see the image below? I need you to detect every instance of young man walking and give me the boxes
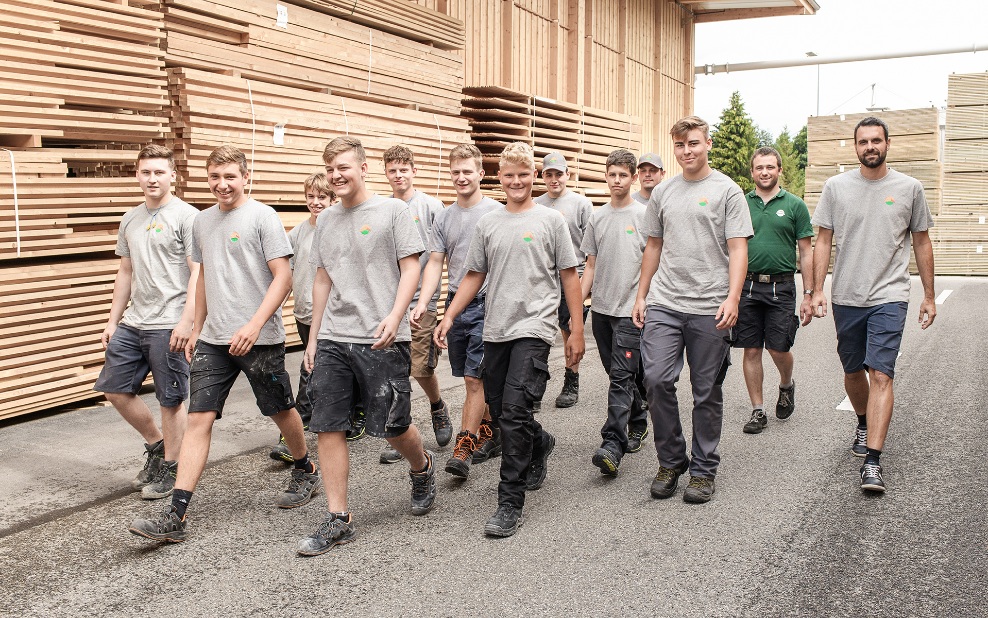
[736,147,815,434]
[413,144,502,479]
[633,116,752,504]
[632,153,665,205]
[811,116,936,493]
[533,152,593,409]
[129,145,317,543]
[96,145,198,500]
[297,137,435,556]
[436,142,585,537]
[579,149,651,476]
[379,144,452,465]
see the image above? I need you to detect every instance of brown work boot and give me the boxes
[472,419,502,464]
[445,431,476,478]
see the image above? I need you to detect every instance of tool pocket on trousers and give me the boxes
[385,377,412,430]
[615,331,641,370]
[787,313,800,348]
[524,357,551,402]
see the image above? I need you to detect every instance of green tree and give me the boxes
[793,125,808,171]
[775,127,804,198]
[756,126,774,147]
[710,91,758,192]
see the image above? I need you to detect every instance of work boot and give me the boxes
[132,439,164,491]
[445,431,476,478]
[554,368,580,408]
[141,461,177,500]
[431,401,453,447]
[409,451,437,515]
[472,419,502,464]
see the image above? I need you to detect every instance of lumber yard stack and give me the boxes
[0,0,469,420]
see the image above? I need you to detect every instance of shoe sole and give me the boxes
[484,516,524,538]
[472,445,502,464]
[851,447,867,457]
[275,478,322,509]
[591,451,618,477]
[525,435,555,491]
[445,458,470,478]
[297,530,357,556]
[410,495,436,516]
[141,487,174,500]
[743,424,765,434]
[776,408,794,420]
[683,491,713,504]
[554,398,577,409]
[128,526,186,543]
[861,481,886,493]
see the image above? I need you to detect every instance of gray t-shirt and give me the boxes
[430,196,503,296]
[117,197,198,330]
[580,201,647,318]
[632,191,650,205]
[191,199,293,345]
[534,190,593,273]
[403,191,445,312]
[311,194,425,344]
[642,170,753,314]
[464,206,579,344]
[288,220,317,325]
[812,168,934,306]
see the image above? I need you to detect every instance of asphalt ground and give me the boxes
[0,276,985,617]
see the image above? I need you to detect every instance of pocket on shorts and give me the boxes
[786,313,800,348]
[385,377,413,431]
[164,351,190,402]
[523,357,551,402]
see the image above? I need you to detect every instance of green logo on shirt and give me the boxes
[522,231,534,242]
[230,232,240,243]
[885,196,895,206]
[698,197,709,207]
[625,225,635,235]
[413,216,421,223]
[359,225,371,236]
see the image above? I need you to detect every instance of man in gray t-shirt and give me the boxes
[633,116,753,505]
[633,152,665,205]
[533,152,594,409]
[436,142,584,538]
[95,145,198,501]
[811,116,937,495]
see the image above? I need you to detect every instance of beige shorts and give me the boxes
[410,310,441,378]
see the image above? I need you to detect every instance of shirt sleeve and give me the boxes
[260,210,293,262]
[430,209,450,254]
[190,215,204,264]
[180,210,197,258]
[310,216,326,269]
[724,185,754,240]
[393,203,426,260]
[554,215,580,271]
[462,223,489,274]
[811,180,835,230]
[642,188,664,238]
[580,214,598,256]
[115,214,131,258]
[908,181,934,232]
[287,225,300,270]
[579,196,593,233]
[793,197,814,239]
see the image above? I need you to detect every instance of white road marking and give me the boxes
[936,290,953,305]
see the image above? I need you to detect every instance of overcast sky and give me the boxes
[693,0,988,138]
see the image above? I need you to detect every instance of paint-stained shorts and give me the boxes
[308,340,413,438]
[833,302,908,379]
[188,341,295,419]
[94,324,190,407]
[410,310,441,378]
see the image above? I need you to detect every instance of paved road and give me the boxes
[1,276,985,617]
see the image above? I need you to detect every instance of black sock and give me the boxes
[864,448,882,466]
[430,399,445,412]
[172,489,193,519]
[332,511,350,523]
[294,454,315,474]
[856,415,867,429]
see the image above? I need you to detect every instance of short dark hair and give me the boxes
[750,146,782,169]
[854,116,889,141]
[605,149,637,173]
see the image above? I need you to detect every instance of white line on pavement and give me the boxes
[936,289,953,305]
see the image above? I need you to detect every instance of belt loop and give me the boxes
[772,282,778,300]
[747,280,753,298]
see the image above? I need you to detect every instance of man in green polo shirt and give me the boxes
[735,146,815,434]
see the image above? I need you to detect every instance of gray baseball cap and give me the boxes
[541,152,568,173]
[638,153,664,170]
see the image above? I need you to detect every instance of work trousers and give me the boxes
[590,312,649,458]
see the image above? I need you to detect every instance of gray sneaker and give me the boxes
[132,439,164,491]
[409,451,437,516]
[380,446,404,464]
[297,513,357,556]
[683,476,715,504]
[275,468,321,509]
[141,461,177,500]
[129,504,186,543]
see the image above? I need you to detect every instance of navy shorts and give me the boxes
[94,324,189,407]
[558,287,590,333]
[188,341,295,419]
[445,294,485,379]
[833,302,908,379]
[308,340,412,438]
[734,278,800,352]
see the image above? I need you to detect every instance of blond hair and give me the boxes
[448,144,482,170]
[205,145,247,175]
[670,116,710,141]
[137,144,176,170]
[303,172,334,199]
[323,136,366,164]
[499,142,535,169]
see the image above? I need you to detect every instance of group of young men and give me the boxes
[97,112,936,554]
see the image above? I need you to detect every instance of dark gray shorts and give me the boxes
[833,302,908,379]
[94,324,189,407]
[188,341,295,419]
[446,294,485,379]
[734,278,800,352]
[308,340,412,438]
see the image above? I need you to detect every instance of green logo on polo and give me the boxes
[698,197,709,207]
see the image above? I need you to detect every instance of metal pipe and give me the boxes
[697,43,988,75]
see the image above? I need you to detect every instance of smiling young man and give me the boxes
[811,117,936,493]
[633,116,752,504]
[297,137,435,556]
[735,147,815,435]
[129,145,317,543]
[436,142,584,537]
[413,144,502,479]
[95,145,198,500]
[579,149,651,477]
[378,145,452,465]
[632,152,665,205]
[532,152,593,409]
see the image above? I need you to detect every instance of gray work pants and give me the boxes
[640,305,731,478]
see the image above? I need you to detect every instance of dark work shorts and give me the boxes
[188,341,295,419]
[446,294,485,379]
[558,287,590,333]
[308,340,413,438]
[734,278,800,352]
[833,302,908,379]
[94,324,190,407]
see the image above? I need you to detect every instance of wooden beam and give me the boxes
[693,7,811,23]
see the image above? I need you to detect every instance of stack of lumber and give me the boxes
[461,86,643,205]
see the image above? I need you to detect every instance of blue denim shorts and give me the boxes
[445,294,485,379]
[833,302,908,378]
[94,324,190,407]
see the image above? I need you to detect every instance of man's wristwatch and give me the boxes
[803,290,813,295]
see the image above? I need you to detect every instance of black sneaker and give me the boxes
[132,439,165,491]
[484,503,524,537]
[431,402,453,447]
[626,426,649,453]
[129,504,186,543]
[650,460,689,499]
[743,409,768,434]
[472,420,501,464]
[346,410,366,442]
[554,368,579,408]
[269,435,294,463]
[592,447,619,477]
[141,461,177,500]
[380,446,404,464]
[409,451,437,516]
[851,426,868,457]
[683,476,715,504]
[776,381,796,419]
[525,431,555,491]
[297,512,357,556]
[860,463,886,493]
[275,468,321,509]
